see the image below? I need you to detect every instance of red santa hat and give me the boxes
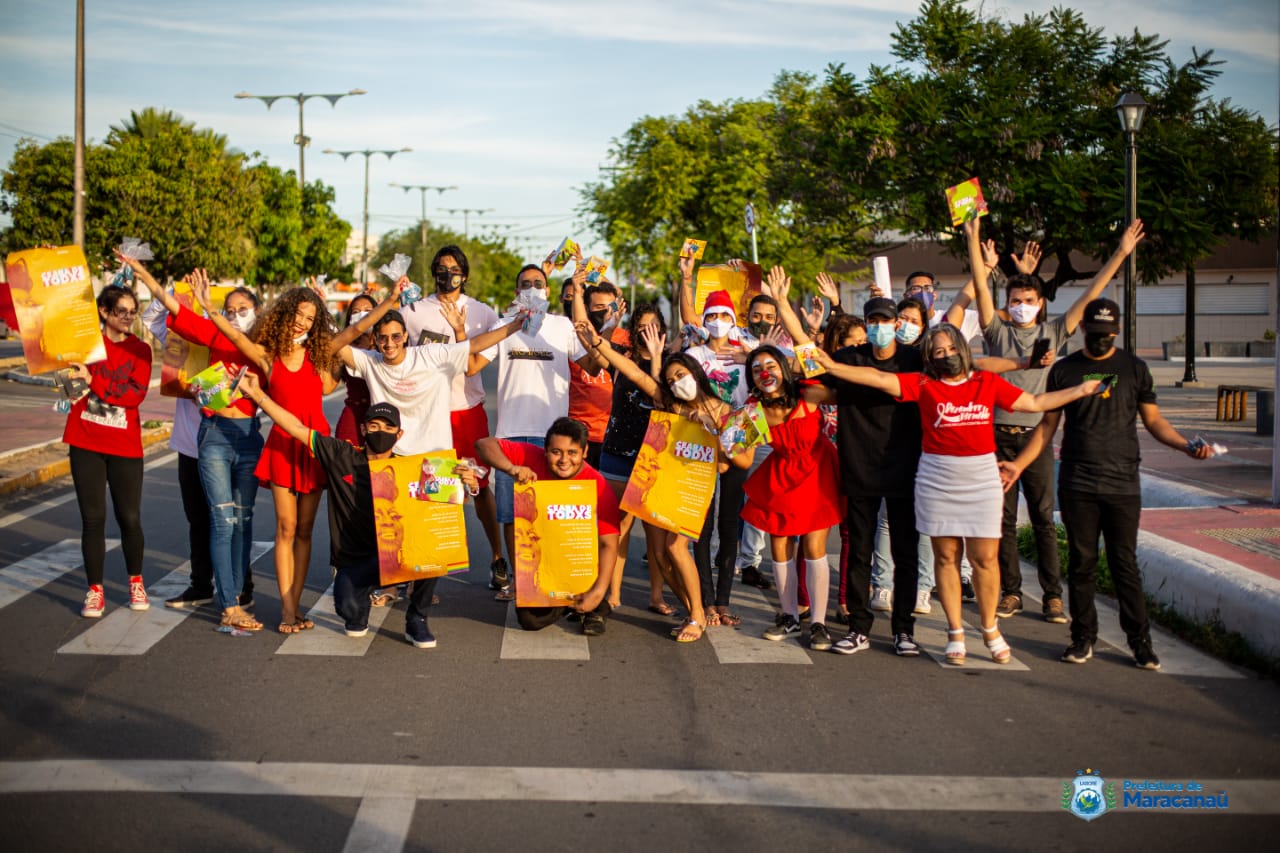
[701,289,736,320]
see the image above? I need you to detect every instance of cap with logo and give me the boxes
[364,402,401,429]
[1082,298,1121,335]
[864,297,898,321]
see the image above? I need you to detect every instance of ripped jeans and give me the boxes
[197,416,264,610]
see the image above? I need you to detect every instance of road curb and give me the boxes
[0,426,172,498]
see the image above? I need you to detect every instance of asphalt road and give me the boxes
[1,388,1277,852]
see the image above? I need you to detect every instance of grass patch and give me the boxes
[1018,523,1278,680]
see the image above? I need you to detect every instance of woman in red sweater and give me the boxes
[64,285,153,618]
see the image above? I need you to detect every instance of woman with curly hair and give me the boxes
[191,275,401,633]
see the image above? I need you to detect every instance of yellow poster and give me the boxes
[513,479,599,607]
[619,411,718,538]
[693,262,763,327]
[3,245,105,374]
[160,280,235,397]
[369,450,470,586]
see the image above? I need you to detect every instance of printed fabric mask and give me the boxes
[434,270,464,292]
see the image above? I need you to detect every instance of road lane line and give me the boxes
[0,539,119,611]
[704,583,812,665]
[2,761,1277,814]
[58,542,273,656]
[498,602,589,660]
[276,582,392,656]
[342,796,416,853]
[0,453,176,531]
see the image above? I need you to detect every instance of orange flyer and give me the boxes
[369,450,470,586]
[694,262,763,327]
[513,479,599,607]
[619,411,718,538]
[160,280,235,397]
[944,177,989,226]
[3,245,105,374]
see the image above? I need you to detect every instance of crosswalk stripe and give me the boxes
[498,602,590,660]
[912,611,1031,671]
[342,796,416,853]
[58,542,273,656]
[0,538,119,611]
[276,582,393,656]
[704,583,812,664]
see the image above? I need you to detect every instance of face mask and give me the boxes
[228,310,256,333]
[588,309,616,333]
[363,430,398,454]
[1009,303,1040,325]
[347,310,369,328]
[1084,333,1116,357]
[434,270,464,292]
[931,354,964,377]
[896,322,922,344]
[293,333,308,346]
[916,291,936,312]
[748,321,771,339]
[704,317,734,339]
[866,323,896,348]
[670,374,698,401]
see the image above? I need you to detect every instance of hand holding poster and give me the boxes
[795,342,827,378]
[680,238,707,260]
[545,237,580,270]
[583,255,610,284]
[619,411,718,538]
[189,362,248,411]
[693,262,763,327]
[718,401,771,458]
[3,245,105,375]
[415,456,469,505]
[160,279,236,397]
[369,451,470,586]
[513,479,599,607]
[945,177,989,226]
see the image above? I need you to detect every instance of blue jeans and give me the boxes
[198,416,264,610]
[734,445,772,571]
[495,435,544,523]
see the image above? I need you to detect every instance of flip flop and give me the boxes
[647,602,676,616]
[715,608,742,627]
[675,619,704,643]
[277,621,300,635]
[294,617,315,631]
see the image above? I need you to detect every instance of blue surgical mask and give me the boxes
[867,323,896,348]
[896,321,922,344]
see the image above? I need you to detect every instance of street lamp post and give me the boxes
[235,89,366,188]
[324,148,412,283]
[390,183,458,273]
[442,208,494,240]
[1116,91,1147,353]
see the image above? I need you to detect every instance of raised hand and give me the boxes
[678,255,696,284]
[1119,218,1146,256]
[981,238,999,271]
[188,268,213,310]
[816,272,841,306]
[762,322,790,349]
[639,323,665,362]
[438,297,467,336]
[801,295,824,334]
[1012,240,1042,275]
[573,319,603,348]
[765,265,791,302]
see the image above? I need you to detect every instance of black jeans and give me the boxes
[845,492,918,636]
[995,428,1061,600]
[696,465,748,608]
[70,446,144,586]
[1057,488,1149,647]
[333,559,438,631]
[518,600,612,631]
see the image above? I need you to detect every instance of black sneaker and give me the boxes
[960,577,976,602]
[741,566,773,591]
[1133,639,1162,671]
[489,557,510,590]
[1061,640,1094,664]
[832,632,870,655]
[808,623,832,651]
[893,633,920,657]
[164,587,213,609]
[582,612,607,636]
[405,617,437,649]
[763,614,801,641]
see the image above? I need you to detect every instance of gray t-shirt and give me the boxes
[983,313,1070,426]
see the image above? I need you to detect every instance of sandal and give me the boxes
[371,589,399,607]
[704,609,721,627]
[981,624,1012,664]
[294,617,315,631]
[647,602,676,616]
[494,587,515,602]
[945,628,966,666]
[220,612,262,632]
[277,619,300,634]
[675,619,704,643]
[715,607,742,627]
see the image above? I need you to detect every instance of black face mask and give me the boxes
[434,270,464,292]
[588,310,609,332]
[931,354,964,377]
[748,320,772,339]
[1084,333,1116,357]
[363,430,398,454]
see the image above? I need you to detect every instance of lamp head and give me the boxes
[1115,91,1148,134]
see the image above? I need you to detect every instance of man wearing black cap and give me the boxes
[1000,298,1212,671]
[239,373,478,649]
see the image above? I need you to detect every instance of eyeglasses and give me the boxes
[375,333,405,345]
[905,284,936,294]
[110,308,138,319]
[517,279,548,291]
[225,306,254,318]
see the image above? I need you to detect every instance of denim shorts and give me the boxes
[597,450,637,483]
[495,435,544,523]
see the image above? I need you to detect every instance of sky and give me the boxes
[1,0,1277,265]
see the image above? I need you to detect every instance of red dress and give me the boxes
[255,353,329,493]
[741,402,844,536]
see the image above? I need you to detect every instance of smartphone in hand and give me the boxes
[1028,338,1051,367]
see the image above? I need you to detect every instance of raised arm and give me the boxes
[330,282,402,352]
[764,266,812,346]
[468,314,527,354]
[118,252,182,316]
[965,218,997,328]
[811,348,902,397]
[238,371,310,446]
[677,255,698,326]
[1063,219,1145,334]
[575,320,663,402]
[187,268,270,374]
[1009,378,1102,413]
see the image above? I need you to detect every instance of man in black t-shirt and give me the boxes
[1000,299,1211,671]
[239,374,478,649]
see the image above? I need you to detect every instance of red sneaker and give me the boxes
[128,576,150,611]
[82,586,105,618]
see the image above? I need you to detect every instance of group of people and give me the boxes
[63,215,1212,669]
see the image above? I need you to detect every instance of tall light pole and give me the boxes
[1116,91,1148,353]
[442,208,493,239]
[325,147,412,283]
[73,0,85,247]
[390,183,457,273]
[235,88,366,188]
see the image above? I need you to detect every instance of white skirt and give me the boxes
[914,452,1003,539]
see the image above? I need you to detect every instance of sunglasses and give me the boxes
[375,333,405,345]
[110,308,138,319]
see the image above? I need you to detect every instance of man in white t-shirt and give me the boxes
[401,245,506,587]
[472,263,601,597]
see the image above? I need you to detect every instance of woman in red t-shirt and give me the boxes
[334,293,377,447]
[815,324,1100,666]
[63,286,153,619]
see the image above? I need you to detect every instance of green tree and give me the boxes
[300,180,353,281]
[370,221,523,309]
[246,163,303,287]
[1,138,115,267]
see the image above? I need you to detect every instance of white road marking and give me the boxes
[276,582,393,656]
[913,611,1031,671]
[0,453,176,531]
[58,542,273,656]
[1,760,1277,814]
[498,602,589,660]
[0,539,119,611]
[342,796,416,853]
[704,583,812,665]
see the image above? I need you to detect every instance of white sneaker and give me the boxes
[913,589,932,614]
[869,587,893,612]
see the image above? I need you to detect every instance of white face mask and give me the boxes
[348,310,369,328]
[228,310,256,333]
[704,317,734,339]
[1009,302,1040,325]
[293,333,309,346]
[896,321,922,344]
[670,374,698,401]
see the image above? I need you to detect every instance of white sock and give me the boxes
[772,559,797,617]
[805,557,829,626]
